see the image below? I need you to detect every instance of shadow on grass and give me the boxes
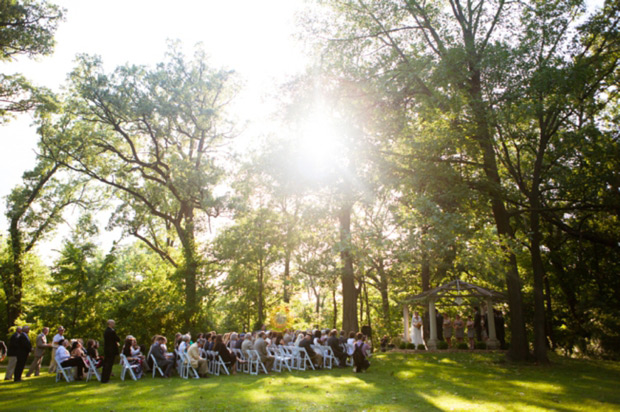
[1,352,619,411]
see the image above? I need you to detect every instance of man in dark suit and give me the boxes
[14,325,32,382]
[327,329,347,367]
[299,334,322,368]
[101,319,120,383]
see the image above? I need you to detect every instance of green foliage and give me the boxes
[417,344,426,351]
[437,340,449,350]
[457,343,469,350]
[406,342,416,350]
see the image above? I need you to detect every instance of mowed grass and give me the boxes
[1,351,620,411]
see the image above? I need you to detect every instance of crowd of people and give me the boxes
[410,306,506,349]
[1,320,373,383]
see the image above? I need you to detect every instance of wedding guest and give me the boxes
[101,320,120,383]
[299,334,322,368]
[4,327,21,381]
[48,326,65,374]
[26,327,52,377]
[253,332,274,372]
[14,325,32,382]
[328,329,347,366]
[241,333,253,358]
[443,315,453,348]
[188,338,209,377]
[352,333,370,373]
[86,340,103,368]
[454,315,465,344]
[55,339,86,380]
[214,334,241,374]
[151,336,174,377]
[467,316,475,349]
[122,337,143,379]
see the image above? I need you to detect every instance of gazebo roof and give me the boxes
[402,279,505,305]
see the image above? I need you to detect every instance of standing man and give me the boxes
[48,326,65,374]
[14,325,32,382]
[101,319,120,383]
[26,327,52,377]
[4,327,21,380]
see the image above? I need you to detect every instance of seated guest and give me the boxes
[71,340,86,358]
[346,332,356,356]
[235,334,244,350]
[188,338,209,377]
[380,335,390,352]
[174,333,183,351]
[299,333,322,368]
[241,333,253,358]
[214,334,242,374]
[122,337,143,379]
[282,330,292,345]
[151,336,174,377]
[274,332,284,346]
[55,339,86,380]
[327,329,347,367]
[86,340,103,368]
[228,333,238,350]
[294,332,304,347]
[253,332,274,372]
[313,330,322,346]
[178,334,191,353]
[339,331,347,345]
[352,333,370,373]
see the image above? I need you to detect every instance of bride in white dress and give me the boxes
[411,311,424,346]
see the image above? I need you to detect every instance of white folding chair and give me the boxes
[85,355,101,382]
[322,345,335,369]
[150,354,165,378]
[56,364,75,383]
[298,347,316,371]
[120,354,140,381]
[247,350,269,375]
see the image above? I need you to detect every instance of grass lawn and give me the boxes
[1,351,619,411]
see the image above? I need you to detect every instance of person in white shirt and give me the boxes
[55,339,86,380]
[48,326,65,374]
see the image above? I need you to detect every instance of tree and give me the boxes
[41,44,238,327]
[0,0,64,120]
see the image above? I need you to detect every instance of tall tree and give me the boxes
[40,45,238,326]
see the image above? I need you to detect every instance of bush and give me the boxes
[437,340,449,350]
[417,344,426,350]
[391,336,402,348]
[474,341,487,350]
[406,342,416,350]
[399,342,407,350]
[457,342,469,350]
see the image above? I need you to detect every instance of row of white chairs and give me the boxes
[57,343,355,383]
[56,354,101,383]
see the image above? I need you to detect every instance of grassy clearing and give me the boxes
[1,352,619,411]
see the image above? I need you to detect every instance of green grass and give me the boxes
[1,352,620,411]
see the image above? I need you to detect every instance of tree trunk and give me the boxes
[283,248,291,303]
[378,261,391,334]
[467,65,529,362]
[332,287,338,330]
[339,200,358,333]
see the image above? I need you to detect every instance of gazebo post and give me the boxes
[428,298,438,350]
[403,305,410,343]
[486,299,499,349]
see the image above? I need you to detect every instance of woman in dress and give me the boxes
[443,316,453,348]
[214,334,241,374]
[454,314,465,344]
[411,311,424,347]
[122,337,143,379]
[86,339,103,368]
[466,316,475,349]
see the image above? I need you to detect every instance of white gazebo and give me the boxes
[402,279,505,350]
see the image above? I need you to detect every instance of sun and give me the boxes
[296,107,343,181]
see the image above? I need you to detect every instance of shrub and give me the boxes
[406,343,416,350]
[399,342,407,350]
[437,340,449,350]
[417,344,426,350]
[457,342,469,350]
[391,336,402,347]
[474,341,487,350]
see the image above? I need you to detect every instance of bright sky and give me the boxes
[0,0,310,236]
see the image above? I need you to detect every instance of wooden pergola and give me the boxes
[402,279,505,350]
